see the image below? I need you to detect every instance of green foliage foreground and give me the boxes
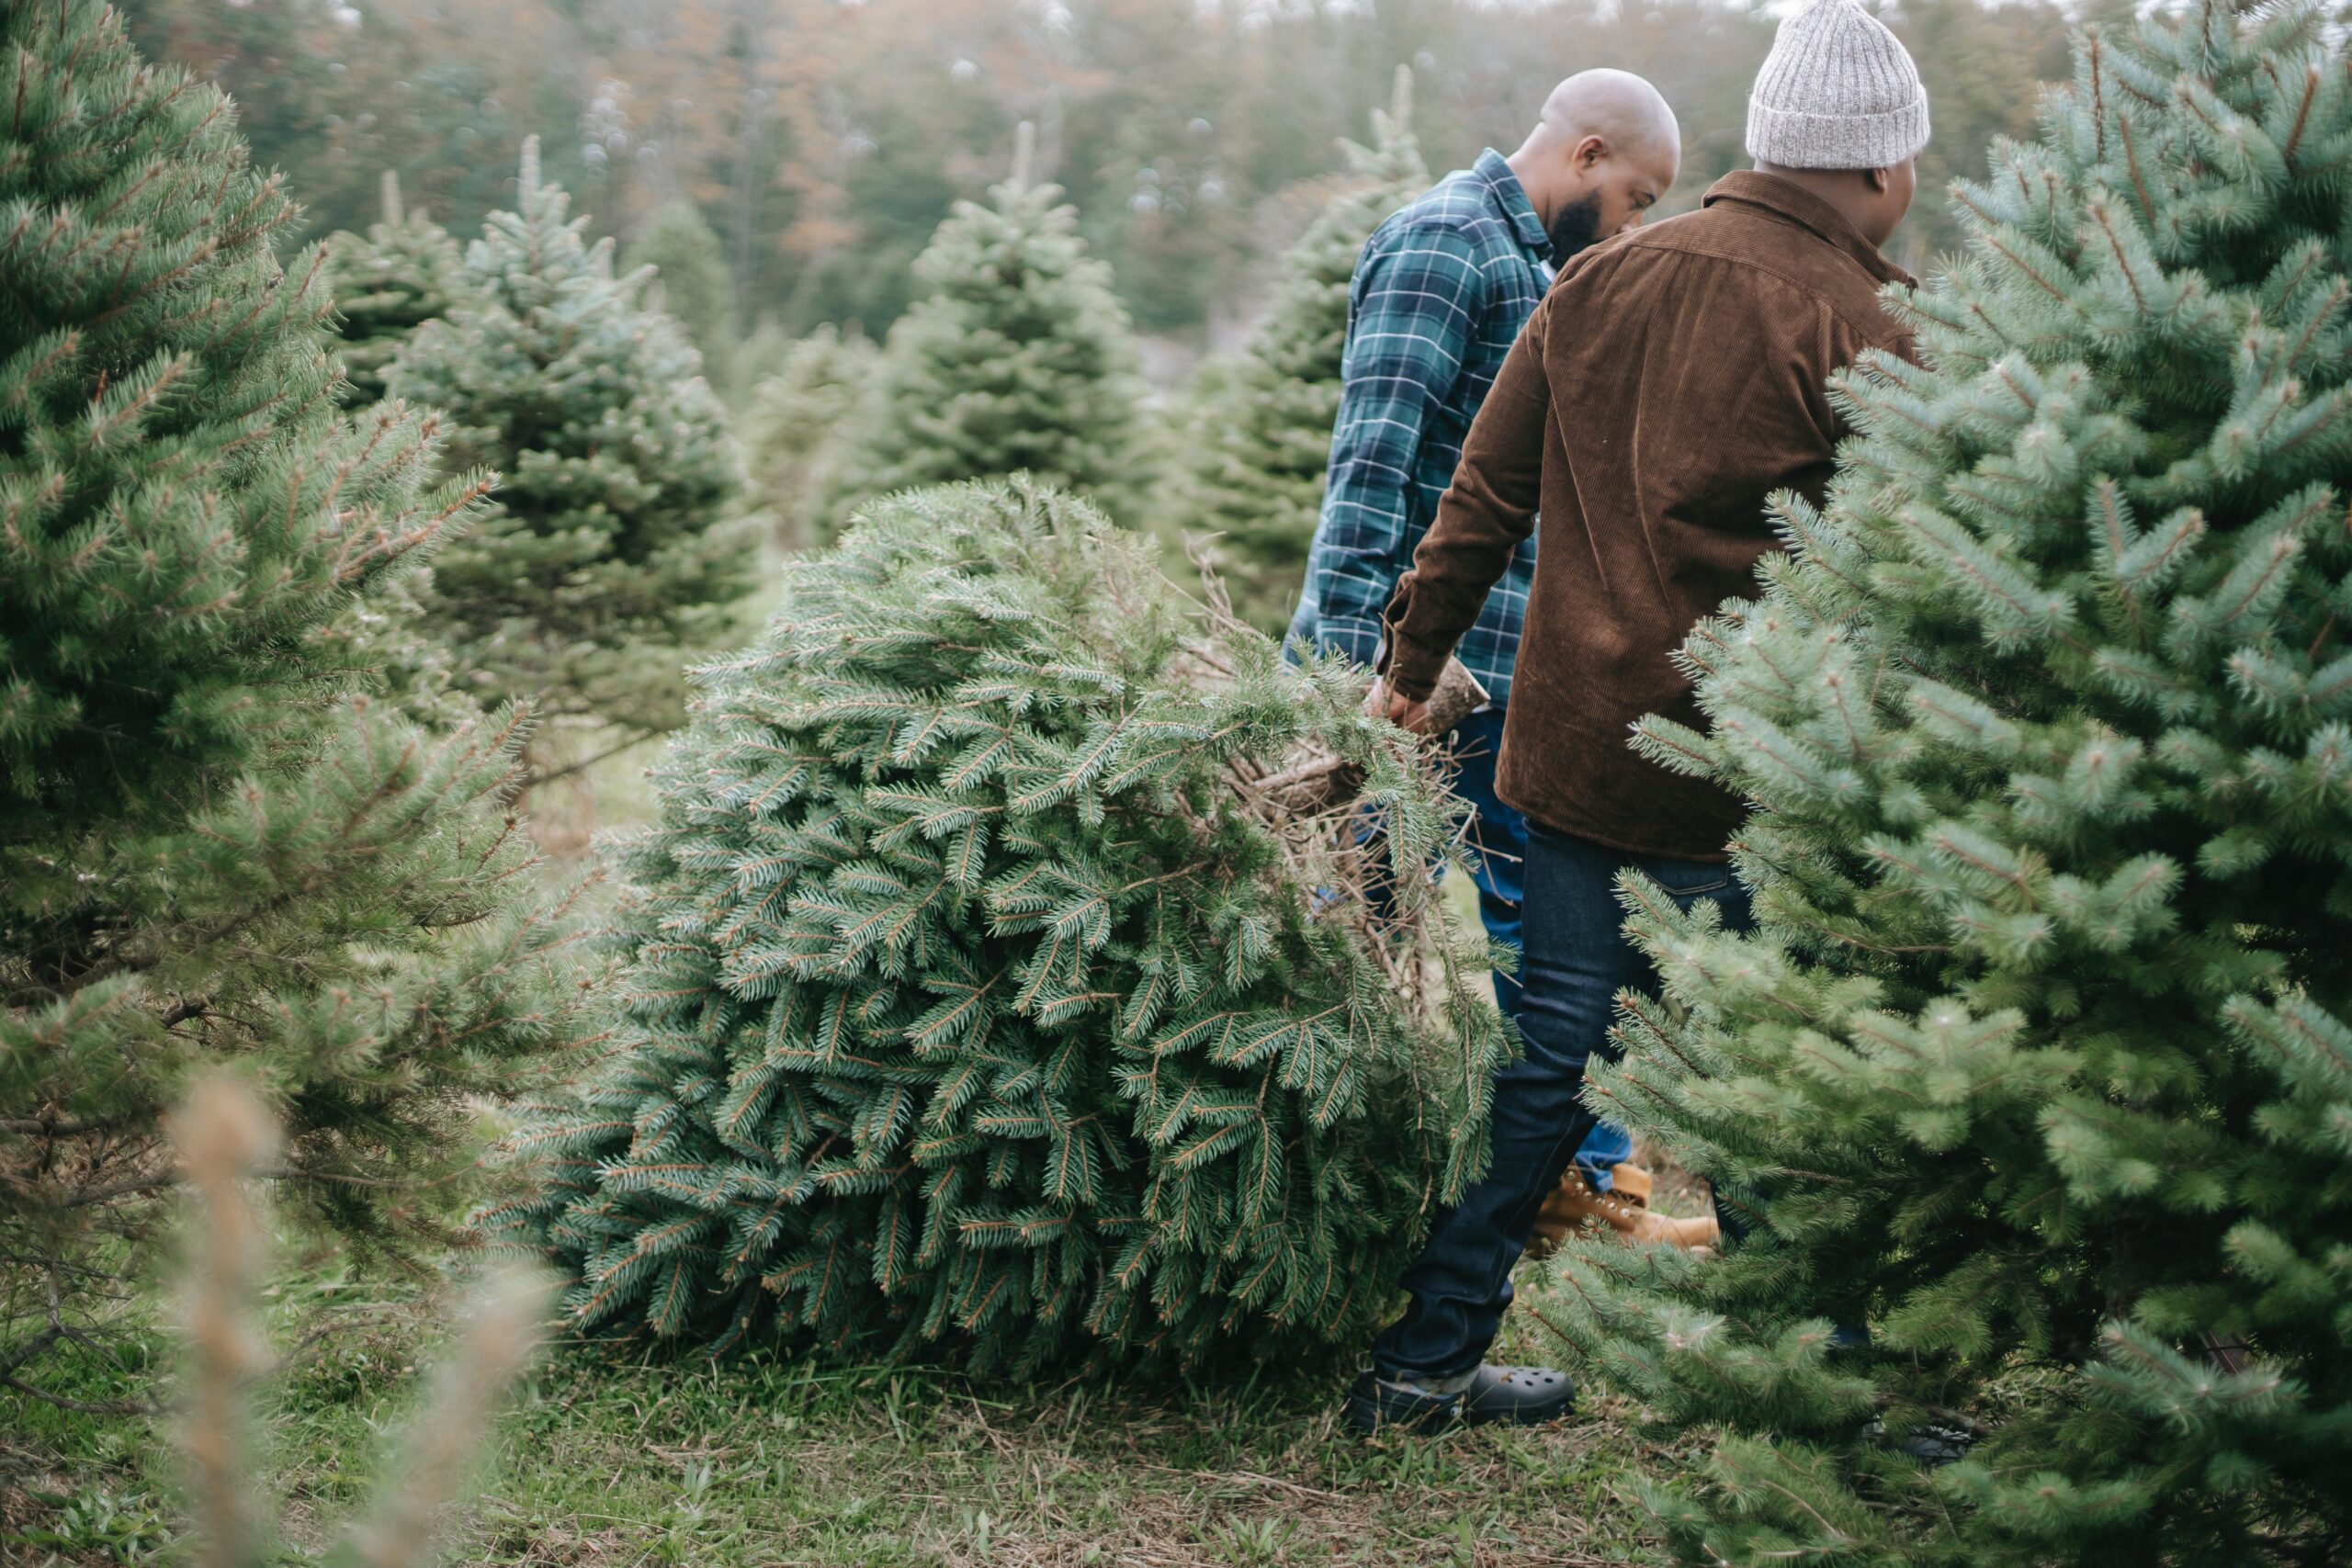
[1544,3,2352,1562]
[488,481,1508,1374]
[0,0,591,1404]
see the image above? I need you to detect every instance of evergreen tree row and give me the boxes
[752,93,1430,627]
[311,100,1415,648]
[824,127,1143,528]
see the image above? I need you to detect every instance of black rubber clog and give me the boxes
[1343,1363,1577,1434]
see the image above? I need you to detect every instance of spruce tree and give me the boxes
[322,170,467,408]
[0,2,592,1404]
[830,128,1140,523]
[484,481,1507,1373]
[1169,69,1427,634]
[626,200,740,406]
[741,324,877,551]
[1543,5,2352,1561]
[389,140,754,747]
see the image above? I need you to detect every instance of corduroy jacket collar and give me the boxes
[1702,169,1917,291]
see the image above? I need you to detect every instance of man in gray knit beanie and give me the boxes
[1747,0,1931,249]
[1348,0,1935,1436]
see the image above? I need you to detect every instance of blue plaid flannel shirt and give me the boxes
[1286,149,1550,708]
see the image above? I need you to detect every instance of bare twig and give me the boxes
[175,1077,276,1568]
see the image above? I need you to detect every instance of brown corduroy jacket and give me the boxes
[1378,171,1917,862]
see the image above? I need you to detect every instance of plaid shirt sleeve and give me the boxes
[1301,226,1484,669]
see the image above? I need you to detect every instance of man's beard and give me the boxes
[1547,192,1604,268]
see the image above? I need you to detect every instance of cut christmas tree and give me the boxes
[390,139,754,750]
[1168,68,1428,635]
[485,480,1507,1374]
[829,127,1140,525]
[1544,3,2352,1562]
[322,170,468,408]
[0,1,593,1405]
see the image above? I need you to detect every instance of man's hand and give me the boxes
[1365,676,1433,736]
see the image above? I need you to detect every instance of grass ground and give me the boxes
[3,1244,1684,1567]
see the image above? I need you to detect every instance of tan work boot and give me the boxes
[1607,1162,1655,1208]
[1525,1164,1719,1259]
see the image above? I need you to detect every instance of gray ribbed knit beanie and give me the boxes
[1746,0,1929,171]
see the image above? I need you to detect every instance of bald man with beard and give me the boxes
[1290,76,1697,1421]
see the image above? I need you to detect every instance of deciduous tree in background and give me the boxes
[0,2,593,1405]
[1543,5,2352,1561]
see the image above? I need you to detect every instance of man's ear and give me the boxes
[1865,165,1892,194]
[1576,133,1609,172]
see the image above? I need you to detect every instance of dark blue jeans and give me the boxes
[1448,710,1634,1185]
[1372,818,1754,1382]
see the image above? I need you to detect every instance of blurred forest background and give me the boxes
[124,0,2095,366]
